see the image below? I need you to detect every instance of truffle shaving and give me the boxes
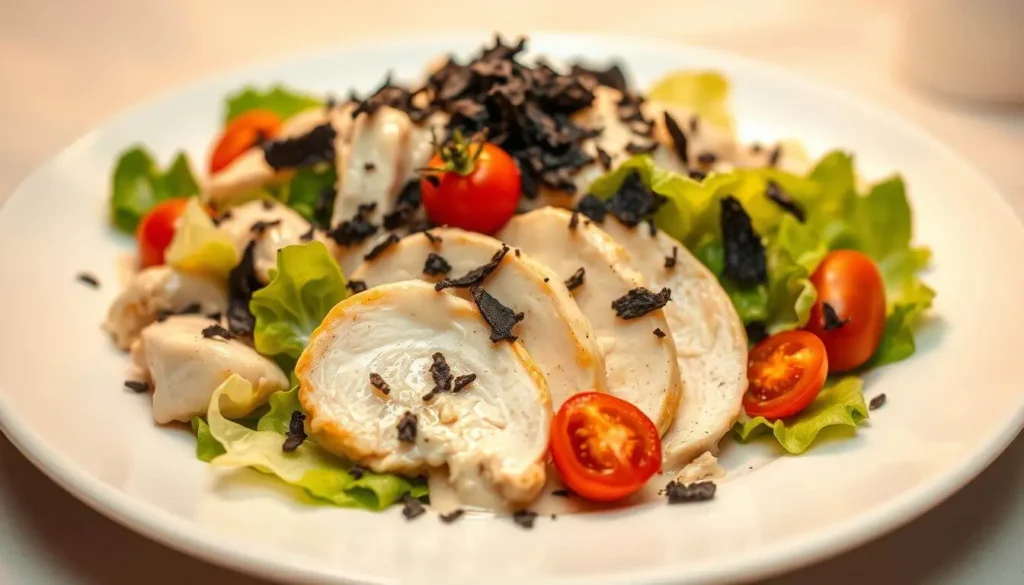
[605,172,666,227]
[765,181,806,223]
[611,287,672,319]
[472,287,525,343]
[434,245,509,291]
[282,411,307,452]
[720,196,767,288]
[822,302,849,331]
[664,480,717,504]
[564,267,585,291]
[347,280,368,294]
[124,380,149,393]
[452,373,477,393]
[226,241,263,335]
[363,234,401,261]
[512,510,538,529]
[662,112,689,165]
[76,272,100,288]
[369,372,391,395]
[423,252,453,276]
[397,411,418,444]
[262,123,336,170]
[576,194,608,223]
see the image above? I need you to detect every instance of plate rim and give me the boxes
[2,30,1023,585]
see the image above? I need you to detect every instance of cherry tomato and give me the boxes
[420,140,521,235]
[743,330,828,419]
[550,392,662,502]
[805,250,887,372]
[136,198,194,268]
[209,109,283,174]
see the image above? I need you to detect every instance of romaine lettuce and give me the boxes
[109,147,199,232]
[203,375,425,510]
[250,242,348,362]
[732,376,869,453]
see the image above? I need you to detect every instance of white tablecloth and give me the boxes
[1,1,1022,583]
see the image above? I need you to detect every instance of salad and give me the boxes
[102,36,934,522]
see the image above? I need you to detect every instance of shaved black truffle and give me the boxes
[665,246,678,269]
[512,510,538,529]
[423,230,442,244]
[611,287,672,319]
[262,123,336,170]
[347,280,368,294]
[363,234,401,261]
[472,287,525,342]
[570,62,628,92]
[249,219,282,236]
[124,380,149,393]
[720,196,767,288]
[663,111,690,165]
[551,489,571,497]
[397,411,418,444]
[745,321,768,344]
[768,145,783,167]
[76,272,100,288]
[697,152,717,165]
[664,480,716,503]
[435,245,508,291]
[569,210,580,230]
[282,411,307,452]
[576,194,608,223]
[422,352,453,401]
[564,267,585,291]
[382,180,422,230]
[299,224,315,241]
[822,302,849,331]
[328,203,379,247]
[765,181,806,223]
[452,373,477,393]
[688,170,707,182]
[226,241,263,336]
[201,323,234,341]
[369,372,391,395]
[423,253,452,276]
[605,172,666,227]
[348,464,365,480]
[596,147,613,170]
[869,394,887,410]
[439,509,465,524]
[653,328,667,339]
[401,494,426,520]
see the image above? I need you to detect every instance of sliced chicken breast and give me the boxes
[130,315,288,424]
[352,228,607,408]
[104,266,227,350]
[599,219,747,468]
[296,280,551,507]
[499,207,682,435]
[204,106,341,207]
[215,200,323,282]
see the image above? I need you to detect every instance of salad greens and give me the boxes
[165,197,238,279]
[250,242,349,364]
[733,377,869,454]
[224,86,323,124]
[200,375,425,510]
[590,151,933,453]
[110,146,199,233]
[647,71,735,133]
[275,166,337,228]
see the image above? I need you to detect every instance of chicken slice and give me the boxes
[104,266,227,350]
[598,219,747,468]
[296,280,551,507]
[130,315,288,424]
[352,228,607,408]
[215,199,324,282]
[499,207,682,435]
[204,106,341,208]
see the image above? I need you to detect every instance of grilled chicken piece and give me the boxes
[130,315,288,424]
[352,228,607,408]
[296,280,551,508]
[204,106,343,207]
[598,219,747,468]
[104,266,227,350]
[499,207,682,435]
[215,200,324,282]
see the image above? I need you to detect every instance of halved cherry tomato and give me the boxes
[805,250,887,372]
[209,109,283,174]
[550,392,662,502]
[420,135,521,235]
[136,198,202,268]
[743,330,828,420]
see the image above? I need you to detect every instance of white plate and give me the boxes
[1,33,1022,585]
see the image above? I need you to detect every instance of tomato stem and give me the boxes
[422,127,489,177]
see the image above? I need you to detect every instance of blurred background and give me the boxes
[1,0,1022,583]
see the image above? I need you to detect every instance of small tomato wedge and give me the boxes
[550,392,662,502]
[744,330,828,420]
[805,250,887,372]
[136,198,208,268]
[209,109,283,174]
[420,134,521,234]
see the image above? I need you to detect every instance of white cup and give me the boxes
[897,0,1024,103]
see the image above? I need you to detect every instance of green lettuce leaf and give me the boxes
[647,71,735,132]
[191,417,226,462]
[732,377,869,453]
[256,386,302,435]
[206,375,425,510]
[278,166,337,228]
[110,147,199,232]
[250,242,348,362]
[224,86,323,124]
[165,197,238,279]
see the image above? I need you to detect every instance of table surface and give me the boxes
[1,1,1023,583]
